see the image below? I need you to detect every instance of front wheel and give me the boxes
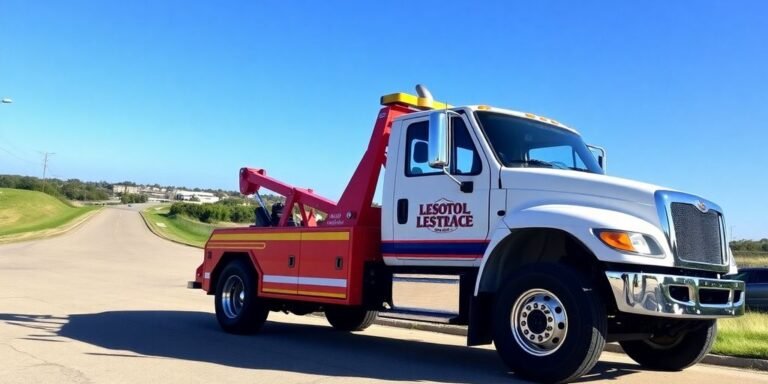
[493,264,606,383]
[619,320,717,371]
[325,307,378,332]
[215,260,269,334]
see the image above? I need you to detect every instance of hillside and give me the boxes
[0,188,97,237]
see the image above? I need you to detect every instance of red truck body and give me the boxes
[193,102,415,305]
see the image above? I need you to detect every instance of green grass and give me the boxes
[0,188,98,237]
[713,312,768,359]
[735,251,768,268]
[141,205,221,247]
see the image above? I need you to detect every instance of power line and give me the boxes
[0,146,38,165]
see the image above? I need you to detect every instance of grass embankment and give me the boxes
[141,205,221,247]
[735,251,768,268]
[0,188,98,239]
[713,312,768,359]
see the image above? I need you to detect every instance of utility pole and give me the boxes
[40,151,55,194]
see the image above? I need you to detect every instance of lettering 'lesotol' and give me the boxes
[416,200,473,233]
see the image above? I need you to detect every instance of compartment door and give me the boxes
[297,230,351,300]
[257,235,300,295]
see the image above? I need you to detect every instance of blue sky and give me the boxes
[1,1,766,239]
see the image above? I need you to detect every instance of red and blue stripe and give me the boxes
[381,240,489,259]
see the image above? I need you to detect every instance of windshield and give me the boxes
[475,111,604,174]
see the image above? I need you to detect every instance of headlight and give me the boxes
[595,229,663,256]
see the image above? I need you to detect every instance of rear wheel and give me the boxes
[493,264,606,383]
[620,320,717,371]
[215,260,269,334]
[325,307,378,332]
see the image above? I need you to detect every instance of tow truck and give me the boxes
[189,85,744,383]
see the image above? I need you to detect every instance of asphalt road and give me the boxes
[1,207,766,383]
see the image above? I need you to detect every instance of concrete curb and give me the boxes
[138,210,203,249]
[371,316,768,372]
[602,343,768,371]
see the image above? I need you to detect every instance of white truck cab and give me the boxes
[382,100,743,381]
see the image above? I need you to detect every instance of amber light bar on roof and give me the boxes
[380,92,452,110]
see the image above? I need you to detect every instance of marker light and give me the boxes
[596,230,662,256]
[523,112,564,127]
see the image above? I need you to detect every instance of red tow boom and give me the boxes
[238,104,411,228]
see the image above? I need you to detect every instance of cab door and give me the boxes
[385,113,491,266]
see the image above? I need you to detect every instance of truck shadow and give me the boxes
[0,311,641,383]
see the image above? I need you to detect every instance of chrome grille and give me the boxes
[670,202,723,265]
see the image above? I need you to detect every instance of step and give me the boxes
[392,274,460,315]
[379,307,459,324]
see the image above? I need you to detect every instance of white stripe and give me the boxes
[298,277,347,288]
[263,275,299,284]
[263,275,347,288]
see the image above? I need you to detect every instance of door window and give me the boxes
[405,117,481,177]
[405,122,440,176]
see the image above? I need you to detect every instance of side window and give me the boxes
[404,117,482,177]
[451,117,482,175]
[405,121,440,176]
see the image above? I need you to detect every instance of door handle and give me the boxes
[335,256,343,270]
[397,199,408,224]
[288,255,295,268]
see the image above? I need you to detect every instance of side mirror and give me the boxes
[587,145,607,172]
[428,111,450,169]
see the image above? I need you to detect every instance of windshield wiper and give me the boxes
[505,159,563,169]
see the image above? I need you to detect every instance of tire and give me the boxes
[325,307,378,332]
[493,264,606,383]
[215,259,269,334]
[619,320,717,371]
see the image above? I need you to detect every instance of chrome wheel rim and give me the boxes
[511,288,568,356]
[221,275,245,319]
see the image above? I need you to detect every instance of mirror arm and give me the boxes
[442,167,462,186]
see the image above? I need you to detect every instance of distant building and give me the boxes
[113,185,140,194]
[172,190,219,203]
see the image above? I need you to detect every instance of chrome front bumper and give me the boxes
[605,271,745,319]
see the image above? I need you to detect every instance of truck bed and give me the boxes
[201,226,381,305]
